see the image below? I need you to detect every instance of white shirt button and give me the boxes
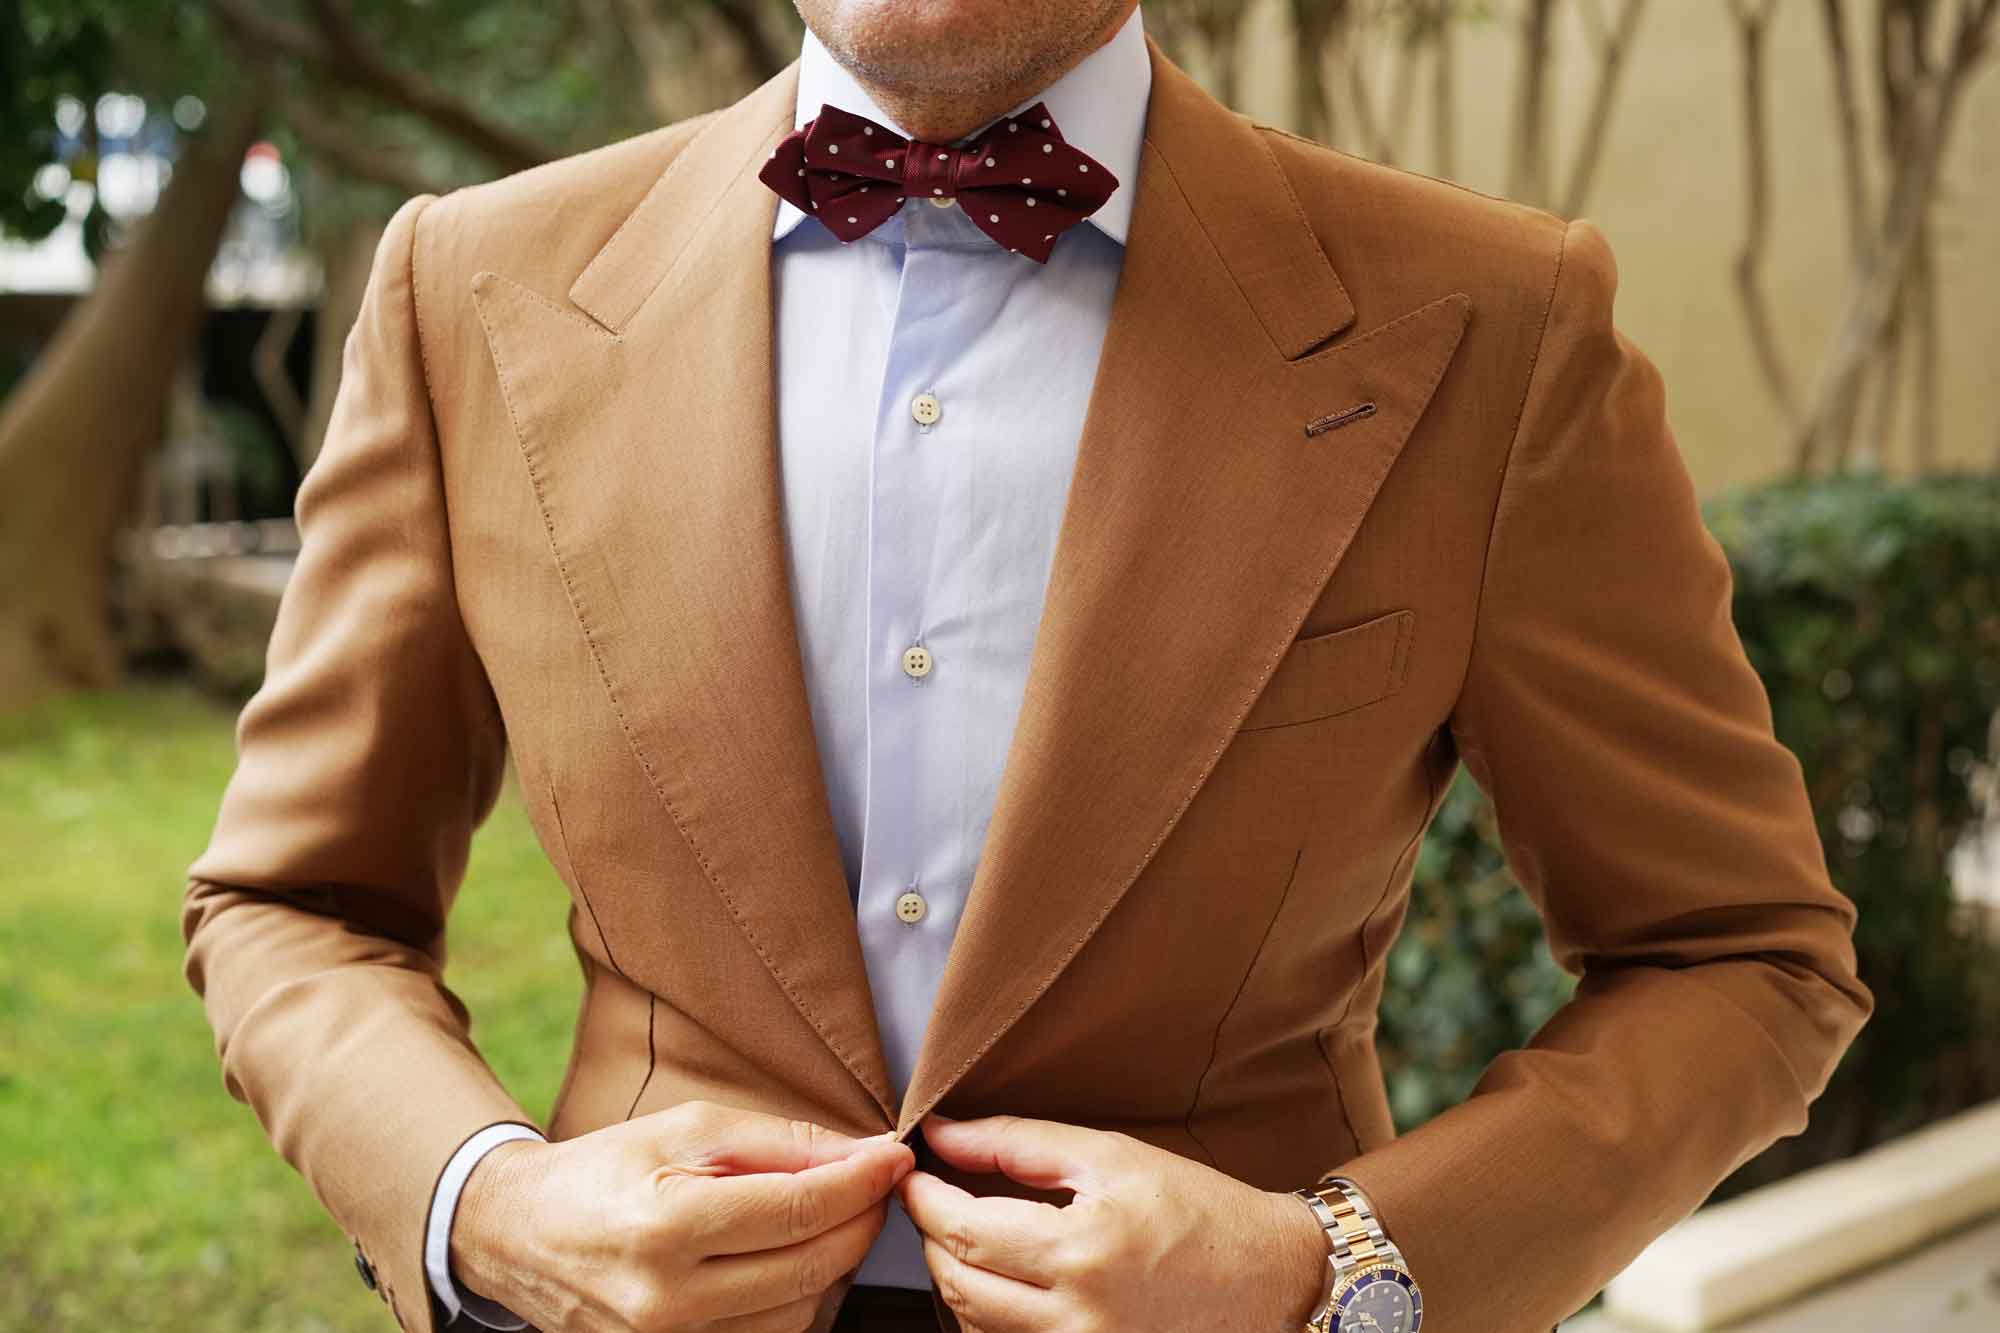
[910,393,942,427]
[895,890,928,924]
[900,644,933,678]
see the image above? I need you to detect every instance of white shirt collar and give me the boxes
[773,5,1151,246]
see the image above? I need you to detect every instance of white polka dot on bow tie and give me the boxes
[796,168,804,176]
[885,158,896,168]
[863,126,873,134]
[933,187,944,194]
[1079,163,1088,172]
[1042,143,1052,153]
[828,144,839,154]
[1009,122,1019,132]
[1021,177,1032,184]
[937,151,948,160]
[847,216,857,223]
[860,186,869,192]
[1027,198,1036,206]
[1057,188,1067,196]
[1043,233,1053,240]
[989,213,1000,222]
[985,157,996,167]
[1040,119,1050,128]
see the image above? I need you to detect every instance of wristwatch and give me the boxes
[1291,1174,1423,1333]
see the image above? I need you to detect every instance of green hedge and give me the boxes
[1384,471,2000,1194]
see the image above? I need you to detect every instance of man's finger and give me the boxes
[919,1113,1111,1191]
[657,1100,894,1175]
[922,1232,1064,1333]
[689,1136,914,1254]
[897,1169,1067,1287]
[688,1196,887,1315]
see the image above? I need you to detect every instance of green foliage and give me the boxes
[1379,768,1575,1127]
[1706,470,2000,1181]
[0,680,580,1328]
[0,1,230,258]
[1384,470,2000,1191]
[0,0,662,259]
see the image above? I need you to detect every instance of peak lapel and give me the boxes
[471,63,898,1121]
[898,40,1471,1130]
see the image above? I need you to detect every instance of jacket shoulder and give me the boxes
[411,110,722,300]
[1255,123,1572,330]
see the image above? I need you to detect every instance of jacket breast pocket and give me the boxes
[1237,608,1415,732]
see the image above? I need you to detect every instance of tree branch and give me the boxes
[1818,0,1873,264]
[207,0,558,172]
[1508,0,1556,205]
[707,0,792,83]
[1344,13,1389,162]
[604,0,689,122]
[1798,3,1988,469]
[1910,214,1939,471]
[299,0,558,170]
[1561,0,1648,217]
[284,98,462,198]
[1431,0,1457,178]
[1726,0,1804,451]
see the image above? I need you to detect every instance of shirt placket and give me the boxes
[854,204,999,1098]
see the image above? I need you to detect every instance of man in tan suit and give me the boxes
[182,0,1874,1329]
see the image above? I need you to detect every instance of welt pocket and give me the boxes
[1237,608,1415,732]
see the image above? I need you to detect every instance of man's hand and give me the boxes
[452,1099,914,1332]
[899,1113,1330,1333]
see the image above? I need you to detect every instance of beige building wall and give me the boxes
[1214,1,2000,496]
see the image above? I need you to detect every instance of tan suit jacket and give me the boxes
[183,35,1874,1333]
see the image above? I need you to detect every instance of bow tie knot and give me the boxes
[760,101,1118,263]
[897,139,970,202]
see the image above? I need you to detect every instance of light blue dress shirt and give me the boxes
[426,9,1153,1322]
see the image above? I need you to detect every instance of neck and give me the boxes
[848,0,1139,143]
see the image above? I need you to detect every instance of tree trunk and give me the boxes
[1561,0,1650,218]
[1432,3,1457,179]
[0,89,268,713]
[1291,0,1343,143]
[1509,0,1557,206]
[301,217,384,472]
[1797,67,1965,470]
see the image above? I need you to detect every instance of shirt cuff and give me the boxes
[425,1122,548,1329]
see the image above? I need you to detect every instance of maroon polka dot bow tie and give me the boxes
[759,101,1118,263]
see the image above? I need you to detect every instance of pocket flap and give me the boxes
[1238,608,1415,731]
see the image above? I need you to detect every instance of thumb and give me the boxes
[654,1101,897,1175]
[919,1113,1107,1192]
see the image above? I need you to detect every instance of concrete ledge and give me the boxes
[1595,1098,2000,1330]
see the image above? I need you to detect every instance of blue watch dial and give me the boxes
[1334,1268,1421,1333]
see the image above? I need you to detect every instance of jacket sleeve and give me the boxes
[181,192,536,1333]
[1331,218,1875,1332]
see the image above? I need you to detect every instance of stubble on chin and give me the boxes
[796,0,1128,120]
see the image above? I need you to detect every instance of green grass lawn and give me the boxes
[0,678,581,1332]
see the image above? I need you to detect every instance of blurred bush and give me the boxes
[1384,470,2000,1194]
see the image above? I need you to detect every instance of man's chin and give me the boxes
[799,0,1094,102]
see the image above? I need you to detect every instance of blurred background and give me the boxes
[1,1,1997,1329]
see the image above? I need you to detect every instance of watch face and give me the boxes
[1333,1267,1421,1333]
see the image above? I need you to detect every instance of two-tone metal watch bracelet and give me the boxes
[1291,1173,1413,1332]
